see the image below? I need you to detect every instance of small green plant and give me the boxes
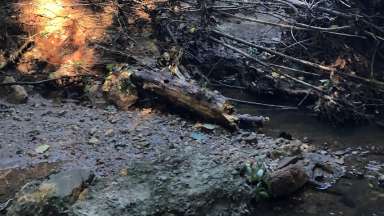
[243,161,271,201]
[106,63,116,72]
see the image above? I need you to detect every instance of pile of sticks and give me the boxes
[166,0,384,124]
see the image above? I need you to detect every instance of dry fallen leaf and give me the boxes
[35,144,50,154]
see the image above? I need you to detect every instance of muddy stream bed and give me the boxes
[0,90,383,215]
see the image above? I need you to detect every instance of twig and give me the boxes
[370,42,379,79]
[212,30,334,71]
[216,11,352,32]
[209,36,268,67]
[0,75,97,87]
[297,90,311,106]
[227,97,298,109]
[210,80,246,89]
[1,39,34,70]
[208,35,325,93]
[270,63,321,77]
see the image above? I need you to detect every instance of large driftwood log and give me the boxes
[131,68,240,128]
[102,65,267,129]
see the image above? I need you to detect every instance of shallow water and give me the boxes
[224,89,384,216]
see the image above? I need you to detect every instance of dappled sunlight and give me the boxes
[17,0,115,76]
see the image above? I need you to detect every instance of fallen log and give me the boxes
[130,68,240,129]
[102,66,267,129]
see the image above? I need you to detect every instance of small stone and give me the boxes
[88,137,99,145]
[378,175,384,188]
[279,131,292,140]
[119,168,129,176]
[334,150,348,156]
[335,157,344,165]
[71,125,80,131]
[119,129,130,134]
[2,76,28,104]
[12,115,22,121]
[35,144,50,154]
[158,175,167,181]
[109,118,118,124]
[242,133,258,144]
[89,127,98,136]
[320,150,328,155]
[105,129,114,137]
[57,110,67,117]
[300,144,311,152]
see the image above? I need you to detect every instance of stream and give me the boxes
[223,89,384,216]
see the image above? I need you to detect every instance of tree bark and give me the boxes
[131,68,239,129]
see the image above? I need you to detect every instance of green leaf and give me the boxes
[106,64,115,71]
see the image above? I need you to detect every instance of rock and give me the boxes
[1,76,28,104]
[269,164,308,198]
[302,137,311,143]
[0,199,12,214]
[242,132,258,144]
[35,144,50,154]
[6,169,94,216]
[70,155,254,216]
[84,82,108,107]
[297,153,345,190]
[277,156,301,169]
[378,175,384,188]
[89,127,98,136]
[105,129,114,137]
[278,131,292,140]
[119,168,129,177]
[102,71,138,111]
[88,137,99,145]
[57,110,67,117]
[194,123,217,132]
[277,139,306,156]
[333,148,351,156]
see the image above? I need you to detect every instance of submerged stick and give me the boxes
[227,97,298,110]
